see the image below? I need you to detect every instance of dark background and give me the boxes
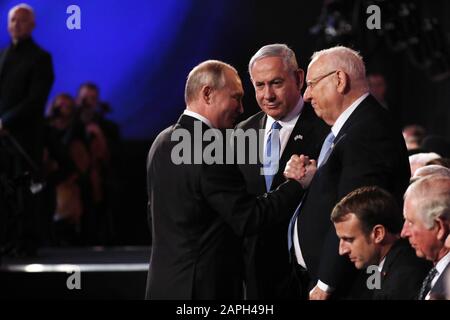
[1,0,450,244]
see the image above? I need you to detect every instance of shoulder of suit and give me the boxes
[235,111,265,130]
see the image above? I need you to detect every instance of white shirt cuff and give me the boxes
[316,280,335,293]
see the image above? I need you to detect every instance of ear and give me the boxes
[335,70,349,94]
[436,218,449,241]
[295,68,305,91]
[372,225,386,244]
[201,85,213,105]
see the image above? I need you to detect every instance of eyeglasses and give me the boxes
[306,70,337,90]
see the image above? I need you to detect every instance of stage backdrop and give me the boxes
[0,0,254,139]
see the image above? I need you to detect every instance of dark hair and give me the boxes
[331,186,403,235]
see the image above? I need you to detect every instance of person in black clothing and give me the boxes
[0,4,54,256]
[332,186,431,299]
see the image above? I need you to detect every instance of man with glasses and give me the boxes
[290,46,410,299]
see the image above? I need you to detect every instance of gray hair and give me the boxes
[248,44,299,79]
[184,60,237,104]
[310,46,368,89]
[405,174,450,229]
[8,3,35,21]
[411,165,450,183]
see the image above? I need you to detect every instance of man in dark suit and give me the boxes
[332,186,431,300]
[145,60,314,300]
[235,44,328,299]
[401,174,450,300]
[0,4,54,256]
[291,46,410,300]
[0,3,54,166]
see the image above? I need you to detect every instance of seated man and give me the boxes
[332,186,431,299]
[402,174,450,300]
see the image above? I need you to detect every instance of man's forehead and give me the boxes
[10,8,33,19]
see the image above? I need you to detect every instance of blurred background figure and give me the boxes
[367,72,388,109]
[409,152,441,176]
[420,135,450,159]
[410,165,450,184]
[402,124,427,153]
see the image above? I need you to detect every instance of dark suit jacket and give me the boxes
[145,114,306,300]
[429,259,450,300]
[296,95,411,297]
[371,239,432,300]
[235,104,329,299]
[0,37,54,166]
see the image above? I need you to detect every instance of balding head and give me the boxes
[8,3,35,43]
[184,60,244,129]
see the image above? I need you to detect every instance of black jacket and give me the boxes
[296,95,411,298]
[145,114,306,299]
[0,37,54,166]
[235,104,329,299]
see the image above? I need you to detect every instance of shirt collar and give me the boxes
[183,109,213,128]
[435,251,450,276]
[331,92,369,137]
[378,256,386,273]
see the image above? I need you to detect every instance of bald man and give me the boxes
[0,4,54,256]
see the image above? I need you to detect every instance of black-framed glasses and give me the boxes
[306,70,337,90]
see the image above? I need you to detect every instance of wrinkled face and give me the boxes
[8,8,35,42]
[250,56,302,120]
[210,68,244,129]
[303,58,340,125]
[77,87,99,109]
[401,198,440,261]
[335,214,379,269]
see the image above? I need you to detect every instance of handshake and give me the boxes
[283,155,317,189]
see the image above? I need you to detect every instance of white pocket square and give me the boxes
[294,134,303,141]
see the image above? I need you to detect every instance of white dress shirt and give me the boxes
[263,97,304,157]
[183,109,212,128]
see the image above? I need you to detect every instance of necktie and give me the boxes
[317,131,335,167]
[287,131,335,253]
[418,267,438,300]
[264,121,282,191]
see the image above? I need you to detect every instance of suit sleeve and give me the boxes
[201,162,304,237]
[1,52,54,128]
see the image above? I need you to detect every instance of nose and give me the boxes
[303,86,312,102]
[339,239,349,256]
[238,100,243,114]
[263,85,275,101]
[400,220,409,238]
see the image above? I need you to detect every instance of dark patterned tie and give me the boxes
[418,267,438,300]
